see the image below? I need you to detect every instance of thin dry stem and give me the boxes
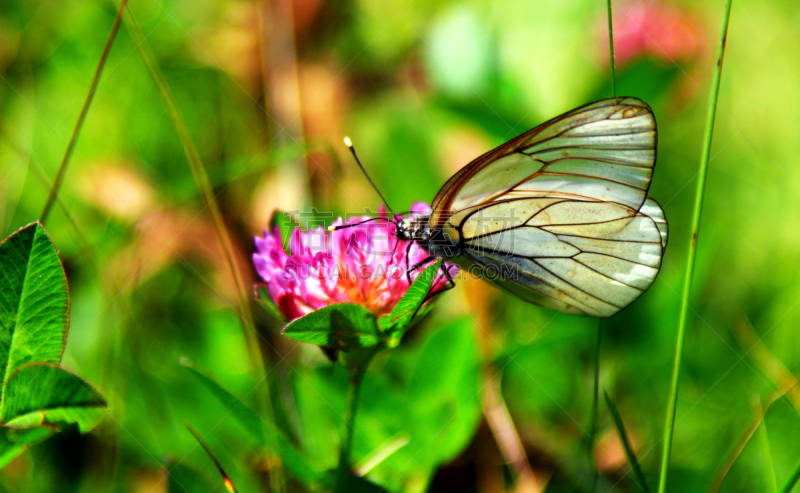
[41,0,129,224]
[482,367,549,493]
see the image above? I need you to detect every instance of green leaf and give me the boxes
[283,303,381,349]
[604,391,650,493]
[254,284,285,321]
[0,223,106,434]
[0,223,69,384]
[402,317,481,466]
[292,317,481,490]
[388,260,442,325]
[0,427,54,469]
[182,363,321,487]
[378,260,442,344]
[1,363,106,433]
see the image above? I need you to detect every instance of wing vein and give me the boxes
[571,258,644,292]
[549,233,660,245]
[531,259,624,309]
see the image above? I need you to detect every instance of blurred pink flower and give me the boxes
[253,203,457,321]
[603,0,701,67]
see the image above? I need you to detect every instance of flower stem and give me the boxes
[657,1,733,492]
[337,368,367,489]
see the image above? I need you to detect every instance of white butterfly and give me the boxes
[393,97,668,317]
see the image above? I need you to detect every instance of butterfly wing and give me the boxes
[431,97,665,317]
[453,197,666,317]
[430,97,656,229]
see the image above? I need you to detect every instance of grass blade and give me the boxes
[353,433,409,476]
[1,118,98,265]
[122,6,282,490]
[604,391,650,493]
[185,424,238,493]
[588,1,615,480]
[710,379,800,492]
[182,364,321,487]
[122,6,258,352]
[40,0,128,224]
[709,400,763,493]
[758,416,778,493]
[657,1,733,492]
[591,0,614,479]
[781,458,800,493]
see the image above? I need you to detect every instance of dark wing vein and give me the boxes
[531,259,625,309]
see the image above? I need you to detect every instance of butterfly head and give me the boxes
[394,214,460,259]
[395,216,430,243]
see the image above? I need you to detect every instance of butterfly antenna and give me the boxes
[328,216,386,232]
[344,137,396,217]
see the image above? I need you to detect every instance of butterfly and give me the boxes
[347,97,667,318]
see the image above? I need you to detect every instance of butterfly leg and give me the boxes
[423,263,457,302]
[407,255,437,283]
[404,241,413,283]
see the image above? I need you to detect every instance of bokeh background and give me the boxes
[1,0,799,491]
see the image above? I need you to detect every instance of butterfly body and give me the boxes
[392,97,667,318]
[396,215,458,259]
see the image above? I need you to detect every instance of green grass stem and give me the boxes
[589,1,615,486]
[122,6,283,490]
[606,0,616,97]
[337,368,367,492]
[40,0,128,224]
[657,2,733,492]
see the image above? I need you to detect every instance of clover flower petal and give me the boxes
[253,203,458,320]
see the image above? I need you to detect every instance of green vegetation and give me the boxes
[1,0,798,491]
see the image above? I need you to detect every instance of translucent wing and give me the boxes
[430,97,656,229]
[453,197,667,317]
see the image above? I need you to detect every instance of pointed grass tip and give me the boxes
[223,477,236,492]
[185,424,238,493]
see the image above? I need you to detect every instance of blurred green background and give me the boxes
[1,0,799,491]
